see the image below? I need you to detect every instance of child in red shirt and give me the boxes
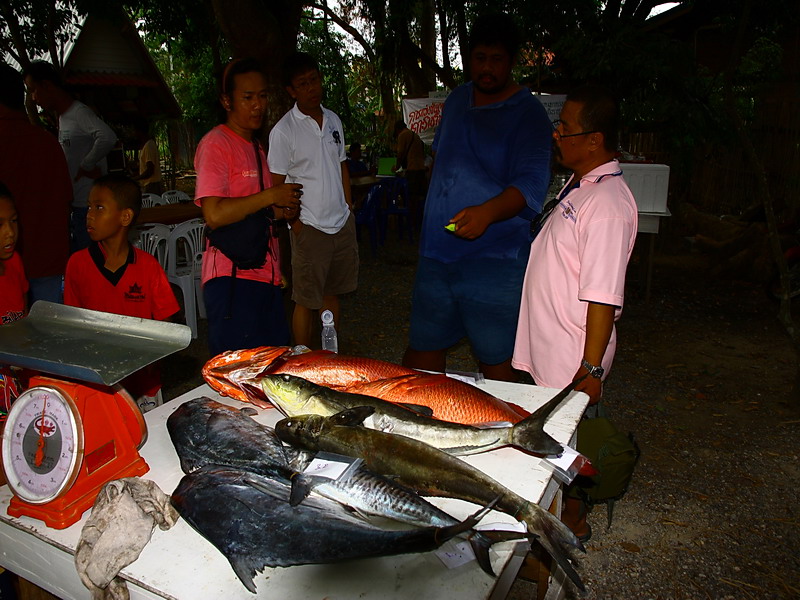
[64,174,179,412]
[0,182,28,325]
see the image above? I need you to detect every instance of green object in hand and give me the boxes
[444,223,456,232]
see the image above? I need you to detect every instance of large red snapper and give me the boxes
[342,374,530,425]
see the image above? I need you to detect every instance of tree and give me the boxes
[0,0,82,69]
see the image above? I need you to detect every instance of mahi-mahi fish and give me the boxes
[172,466,501,593]
[258,373,583,456]
[166,397,523,576]
[275,406,587,594]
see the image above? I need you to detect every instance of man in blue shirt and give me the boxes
[402,13,552,381]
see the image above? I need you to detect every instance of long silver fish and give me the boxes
[166,397,521,575]
[259,373,585,456]
[275,406,587,595]
[172,466,499,593]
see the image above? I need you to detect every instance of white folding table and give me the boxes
[0,380,588,600]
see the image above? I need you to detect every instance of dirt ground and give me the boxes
[160,221,800,599]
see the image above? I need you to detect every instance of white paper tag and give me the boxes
[303,456,351,480]
[435,539,476,569]
[544,444,580,470]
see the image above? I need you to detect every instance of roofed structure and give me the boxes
[63,10,180,122]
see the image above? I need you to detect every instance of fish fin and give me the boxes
[239,380,272,406]
[436,495,503,543]
[287,473,326,506]
[537,535,586,595]
[258,355,288,376]
[239,406,258,417]
[330,406,376,426]
[228,557,258,594]
[510,375,588,455]
[396,402,435,417]
[522,503,587,594]
[468,529,533,577]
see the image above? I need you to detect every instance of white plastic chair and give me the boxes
[166,218,206,338]
[133,223,171,269]
[141,193,162,208]
[162,190,192,204]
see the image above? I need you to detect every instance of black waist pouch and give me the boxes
[206,207,273,270]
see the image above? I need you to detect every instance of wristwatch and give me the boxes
[581,358,605,379]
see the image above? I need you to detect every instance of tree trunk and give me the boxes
[211,0,303,129]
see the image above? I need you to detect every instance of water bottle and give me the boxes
[320,310,338,353]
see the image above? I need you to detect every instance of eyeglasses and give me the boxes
[552,120,597,140]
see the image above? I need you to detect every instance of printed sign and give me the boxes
[402,97,446,144]
[534,94,567,122]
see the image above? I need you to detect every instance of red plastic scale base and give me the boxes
[7,376,149,529]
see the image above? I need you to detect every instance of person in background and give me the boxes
[0,63,71,305]
[392,120,427,226]
[195,57,301,356]
[513,85,638,541]
[64,174,179,412]
[269,51,358,349]
[131,117,163,195]
[346,142,371,178]
[23,61,117,253]
[0,183,28,325]
[401,13,552,382]
[0,182,26,489]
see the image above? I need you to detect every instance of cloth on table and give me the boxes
[75,477,179,600]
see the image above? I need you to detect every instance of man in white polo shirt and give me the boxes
[268,52,358,348]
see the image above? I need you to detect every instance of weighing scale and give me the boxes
[0,302,191,529]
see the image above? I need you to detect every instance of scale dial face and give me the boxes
[2,386,84,504]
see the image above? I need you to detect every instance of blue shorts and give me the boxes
[204,277,290,356]
[408,253,529,365]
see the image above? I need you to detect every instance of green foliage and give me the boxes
[1,0,83,67]
[128,2,222,135]
[298,9,393,158]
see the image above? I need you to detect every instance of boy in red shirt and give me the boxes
[64,174,179,412]
[0,182,27,325]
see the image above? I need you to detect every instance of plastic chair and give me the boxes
[132,223,171,269]
[379,177,413,243]
[166,218,206,338]
[141,193,162,208]
[354,182,385,256]
[162,190,192,204]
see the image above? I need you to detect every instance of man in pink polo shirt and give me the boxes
[512,85,638,541]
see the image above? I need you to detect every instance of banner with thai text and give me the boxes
[402,97,446,145]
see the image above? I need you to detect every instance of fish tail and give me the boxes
[510,375,589,455]
[521,503,587,594]
[434,495,502,545]
[468,529,532,577]
[510,413,564,455]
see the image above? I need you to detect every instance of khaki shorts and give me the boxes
[290,213,359,309]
